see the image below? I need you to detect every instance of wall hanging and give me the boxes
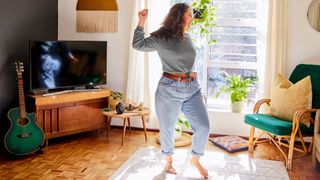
[76,0,118,32]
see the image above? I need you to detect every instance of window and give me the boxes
[171,0,263,110]
[206,0,260,110]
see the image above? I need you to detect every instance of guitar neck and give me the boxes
[18,77,26,118]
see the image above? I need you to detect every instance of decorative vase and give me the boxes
[138,102,144,111]
[116,102,125,114]
[128,104,134,111]
[232,101,243,113]
[174,125,182,141]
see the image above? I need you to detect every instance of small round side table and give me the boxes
[102,108,150,146]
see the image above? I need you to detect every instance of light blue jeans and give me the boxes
[155,75,210,156]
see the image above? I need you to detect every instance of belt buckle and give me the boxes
[186,72,191,82]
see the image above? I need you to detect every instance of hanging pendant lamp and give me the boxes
[76,0,118,32]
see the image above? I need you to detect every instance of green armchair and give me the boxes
[244,64,320,170]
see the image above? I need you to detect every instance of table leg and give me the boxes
[121,117,127,146]
[127,117,131,130]
[106,117,112,139]
[142,115,147,141]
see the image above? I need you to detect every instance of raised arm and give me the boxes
[132,9,157,52]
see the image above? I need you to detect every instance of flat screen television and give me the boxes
[29,40,107,93]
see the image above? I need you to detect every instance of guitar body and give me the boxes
[4,107,45,155]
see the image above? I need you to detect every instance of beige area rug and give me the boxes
[110,148,290,180]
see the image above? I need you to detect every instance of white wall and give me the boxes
[58,0,320,137]
[287,0,320,75]
[58,0,134,93]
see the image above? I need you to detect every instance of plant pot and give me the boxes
[174,125,182,141]
[232,101,243,113]
[193,8,205,19]
[108,97,120,110]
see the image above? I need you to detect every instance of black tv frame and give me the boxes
[28,40,107,95]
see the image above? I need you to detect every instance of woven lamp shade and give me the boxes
[76,0,118,32]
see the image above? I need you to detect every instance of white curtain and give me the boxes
[126,0,170,126]
[126,0,148,105]
[262,0,288,98]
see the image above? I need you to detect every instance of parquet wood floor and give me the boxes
[0,128,319,179]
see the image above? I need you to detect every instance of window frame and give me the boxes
[203,0,261,110]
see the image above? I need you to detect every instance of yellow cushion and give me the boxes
[269,74,312,127]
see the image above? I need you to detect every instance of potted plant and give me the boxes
[191,0,217,44]
[216,73,255,113]
[108,91,125,110]
[174,113,191,141]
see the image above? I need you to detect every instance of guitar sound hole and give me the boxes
[18,118,29,126]
[17,132,32,138]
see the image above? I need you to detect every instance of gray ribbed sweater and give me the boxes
[132,26,196,73]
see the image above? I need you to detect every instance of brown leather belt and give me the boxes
[162,72,197,82]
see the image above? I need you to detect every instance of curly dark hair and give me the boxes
[151,3,190,41]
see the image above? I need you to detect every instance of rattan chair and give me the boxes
[244,64,320,170]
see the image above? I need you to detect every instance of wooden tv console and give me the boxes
[26,89,111,145]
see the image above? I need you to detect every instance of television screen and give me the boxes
[30,41,107,91]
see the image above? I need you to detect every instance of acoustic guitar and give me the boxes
[4,61,45,155]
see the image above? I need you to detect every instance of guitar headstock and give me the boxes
[14,61,24,77]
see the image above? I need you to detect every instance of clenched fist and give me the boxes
[138,9,148,25]
[139,9,148,17]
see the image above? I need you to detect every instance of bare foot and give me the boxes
[165,156,177,174]
[190,156,208,179]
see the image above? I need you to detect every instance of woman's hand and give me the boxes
[138,9,148,27]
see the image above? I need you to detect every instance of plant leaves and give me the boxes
[216,73,256,103]
[191,0,216,41]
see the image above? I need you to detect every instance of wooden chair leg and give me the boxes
[287,126,299,170]
[248,127,255,153]
[287,138,295,170]
[142,115,147,141]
